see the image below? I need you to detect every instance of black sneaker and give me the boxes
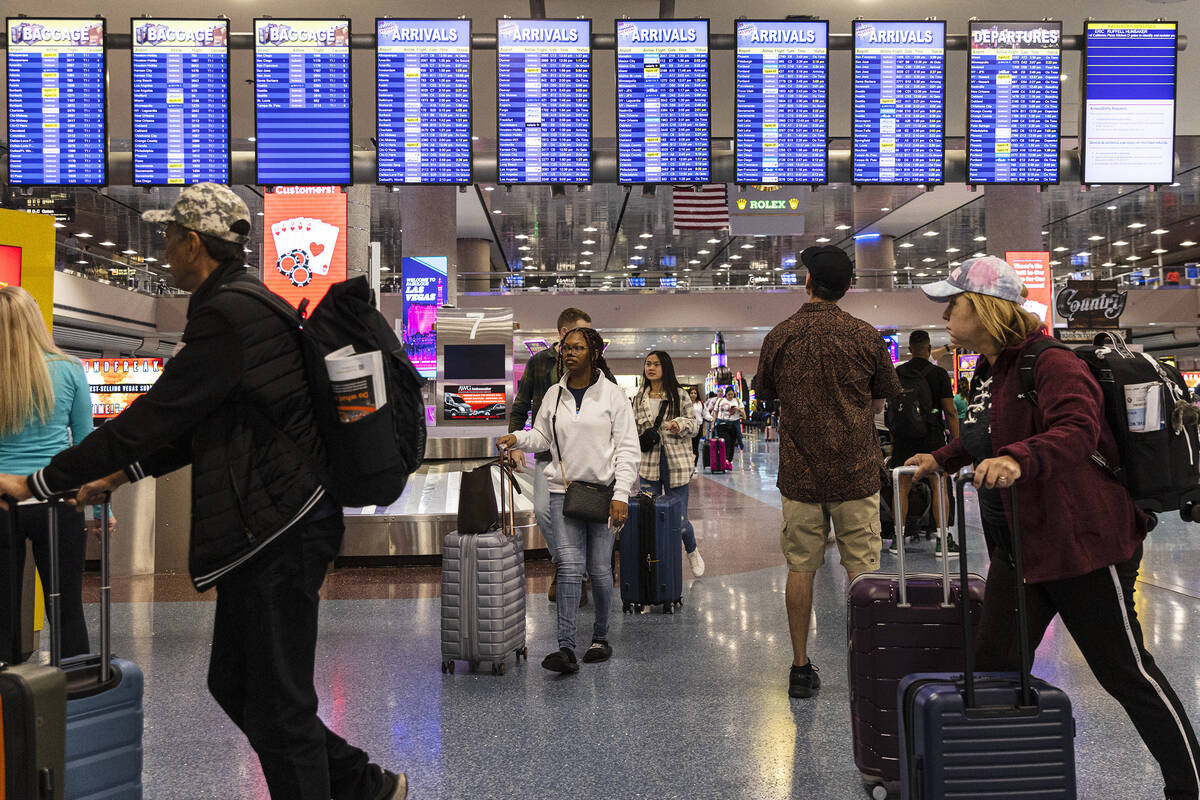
[541,647,579,674]
[376,770,408,800]
[788,660,821,699]
[582,639,613,663]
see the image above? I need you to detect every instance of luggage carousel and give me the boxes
[340,426,543,560]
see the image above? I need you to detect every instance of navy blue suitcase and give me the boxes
[620,492,684,614]
[898,470,1076,800]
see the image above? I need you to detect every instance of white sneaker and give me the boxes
[687,548,706,578]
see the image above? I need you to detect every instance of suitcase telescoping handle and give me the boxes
[890,465,954,609]
[954,467,1033,710]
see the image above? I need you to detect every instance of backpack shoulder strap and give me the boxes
[223,281,307,325]
[1016,338,1069,407]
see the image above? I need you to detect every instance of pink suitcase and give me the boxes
[707,438,727,474]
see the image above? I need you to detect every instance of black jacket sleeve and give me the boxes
[508,352,539,434]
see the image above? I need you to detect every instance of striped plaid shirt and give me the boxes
[633,389,700,488]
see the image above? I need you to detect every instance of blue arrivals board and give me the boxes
[496,19,591,184]
[376,19,471,184]
[6,18,106,186]
[735,20,828,185]
[132,19,230,185]
[852,20,945,185]
[616,19,710,184]
[1082,22,1178,185]
[254,19,352,185]
[967,21,1061,185]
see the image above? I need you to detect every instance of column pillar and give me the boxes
[457,237,493,293]
[400,186,459,305]
[346,184,371,279]
[984,186,1043,257]
[855,234,896,290]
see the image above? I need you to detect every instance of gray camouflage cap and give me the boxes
[142,183,251,244]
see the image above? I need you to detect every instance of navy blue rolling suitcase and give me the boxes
[619,492,684,614]
[898,470,1076,800]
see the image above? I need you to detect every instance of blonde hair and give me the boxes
[0,286,68,436]
[960,290,1045,351]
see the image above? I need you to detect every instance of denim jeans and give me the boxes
[639,478,698,553]
[547,493,615,651]
[532,458,557,562]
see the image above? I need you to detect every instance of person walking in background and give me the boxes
[497,327,640,674]
[714,387,746,458]
[634,352,704,578]
[688,386,707,467]
[954,376,969,421]
[755,245,902,700]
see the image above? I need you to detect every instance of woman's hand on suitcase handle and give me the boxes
[0,474,32,510]
[71,470,128,508]
[973,456,1021,490]
[495,435,525,471]
[609,499,628,529]
[905,453,940,482]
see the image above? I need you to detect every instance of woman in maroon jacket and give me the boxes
[909,256,1199,800]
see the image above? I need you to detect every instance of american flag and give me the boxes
[672,184,729,232]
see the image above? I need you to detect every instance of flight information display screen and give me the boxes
[132,19,230,185]
[497,19,591,184]
[735,20,828,185]
[377,19,471,184]
[852,20,945,185]
[616,19,709,184]
[6,18,106,185]
[254,19,351,185]
[967,21,1061,184]
[1083,22,1178,185]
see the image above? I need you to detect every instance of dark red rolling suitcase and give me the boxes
[848,466,985,799]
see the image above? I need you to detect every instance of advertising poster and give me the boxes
[262,186,347,311]
[881,333,900,363]
[0,244,21,287]
[444,384,507,421]
[401,256,448,379]
[1005,251,1054,327]
[82,358,164,419]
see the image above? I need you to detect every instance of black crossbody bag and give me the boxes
[552,386,615,522]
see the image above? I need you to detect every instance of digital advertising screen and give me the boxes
[401,256,447,379]
[1082,22,1178,185]
[735,20,828,185]
[523,338,549,357]
[444,385,507,421]
[967,21,1061,185]
[882,333,900,363]
[659,276,677,288]
[852,20,945,185]
[6,18,106,186]
[0,245,21,287]
[616,19,710,184]
[261,186,347,311]
[254,19,351,185]
[377,19,471,185]
[82,358,164,419]
[780,272,798,285]
[1006,250,1054,326]
[132,19,230,185]
[497,19,591,184]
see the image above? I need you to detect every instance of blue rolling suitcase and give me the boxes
[898,470,1076,800]
[619,492,684,615]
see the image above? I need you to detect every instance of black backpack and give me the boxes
[886,361,937,439]
[1018,333,1200,517]
[226,277,427,507]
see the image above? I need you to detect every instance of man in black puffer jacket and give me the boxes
[0,184,407,800]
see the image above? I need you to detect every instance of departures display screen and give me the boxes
[967,21,1061,184]
[852,20,945,185]
[1083,21,1178,185]
[735,20,828,185]
[132,19,230,185]
[254,19,352,185]
[376,19,471,184]
[497,19,591,184]
[616,19,709,184]
[6,18,106,185]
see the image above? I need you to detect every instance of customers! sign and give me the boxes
[1056,279,1127,328]
[261,186,347,311]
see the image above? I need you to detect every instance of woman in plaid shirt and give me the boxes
[633,351,705,577]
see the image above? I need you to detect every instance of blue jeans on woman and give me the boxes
[547,494,615,651]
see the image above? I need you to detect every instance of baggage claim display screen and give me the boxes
[852,20,945,185]
[735,20,828,185]
[1082,21,1178,185]
[6,18,106,186]
[132,19,230,185]
[968,21,1061,184]
[254,19,351,185]
[616,19,710,184]
[497,19,592,184]
[376,19,471,184]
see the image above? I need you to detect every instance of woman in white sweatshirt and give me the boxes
[498,327,640,674]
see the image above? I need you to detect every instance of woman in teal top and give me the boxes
[953,376,970,422]
[0,285,94,660]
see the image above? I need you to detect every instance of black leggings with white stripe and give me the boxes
[977,544,1200,800]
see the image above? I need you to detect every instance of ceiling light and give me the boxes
[1127,222,1146,229]
[521,256,533,261]
[75,232,92,239]
[76,259,88,264]
[492,209,502,214]
[816,237,831,243]
[945,247,959,253]
[922,231,939,237]
[1049,260,1061,266]
[916,272,928,277]
[1171,182,1181,187]
[1059,73,1068,82]
[904,265,914,271]
[898,242,914,248]
[880,207,890,212]
[697,249,710,255]
[1053,246,1068,252]
[972,252,985,258]
[244,247,251,253]
[836,224,852,231]
[973,235,987,242]
[256,212,264,216]
[484,186,495,191]
[683,268,692,273]
[633,245,646,251]
[1152,248,1167,254]
[639,233,653,239]
[1151,229,1168,235]
[1102,261,1115,267]
[949,261,961,266]
[1112,240,1129,246]
[580,260,591,265]
[1106,205,1117,211]
[144,257,157,262]
[581,250,594,255]
[1076,251,1090,258]
[707,238,721,244]
[922,257,935,263]
[99,240,115,247]
[719,263,730,269]
[740,243,754,249]
[688,259,700,264]
[729,255,742,260]
[1126,255,1141,261]
[1181,240,1198,247]
[471,135,479,141]
[53,222,66,228]
[514,234,528,240]
[1088,235,1103,241]
[583,226,598,232]
[122,249,137,255]
[582,239,596,245]
[247,136,256,142]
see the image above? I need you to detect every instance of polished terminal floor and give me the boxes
[73,433,1199,799]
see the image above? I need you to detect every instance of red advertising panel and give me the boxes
[0,244,21,287]
[262,186,347,310]
[81,358,164,419]
[1006,250,1054,328]
[444,384,507,421]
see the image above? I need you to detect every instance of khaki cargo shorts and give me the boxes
[780,493,882,573]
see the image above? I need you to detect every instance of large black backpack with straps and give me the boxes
[1017,332,1200,518]
[886,361,937,439]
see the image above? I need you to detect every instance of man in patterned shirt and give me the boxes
[756,245,902,700]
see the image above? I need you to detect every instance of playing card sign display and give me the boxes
[262,186,347,310]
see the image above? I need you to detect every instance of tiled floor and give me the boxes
[72,433,1199,799]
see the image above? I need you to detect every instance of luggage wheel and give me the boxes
[861,777,890,799]
[491,662,507,676]
[515,647,528,661]
[623,603,633,614]
[469,660,480,673]
[442,660,455,675]
[663,603,673,615]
